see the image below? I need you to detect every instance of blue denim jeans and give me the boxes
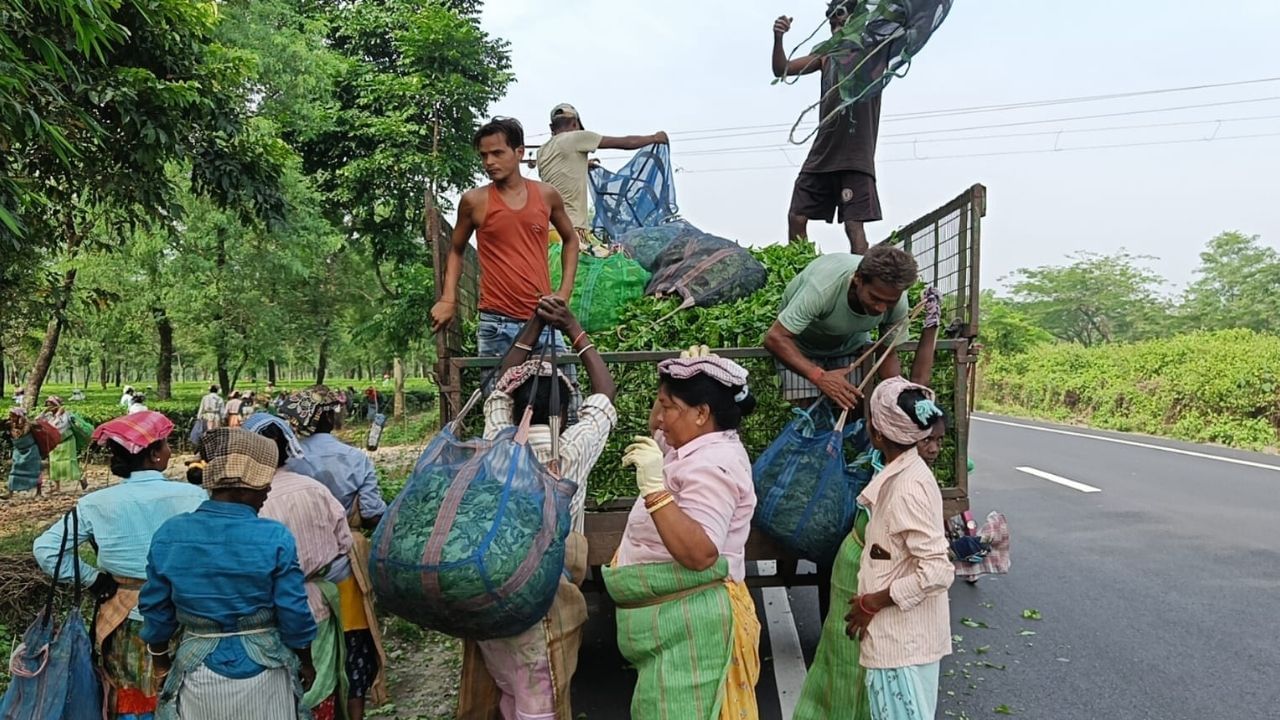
[477,312,581,421]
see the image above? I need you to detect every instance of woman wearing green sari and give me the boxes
[604,351,762,720]
[40,396,86,493]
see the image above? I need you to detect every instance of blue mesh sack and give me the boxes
[614,219,702,272]
[588,144,678,241]
[752,402,873,564]
[369,369,577,641]
[0,509,103,720]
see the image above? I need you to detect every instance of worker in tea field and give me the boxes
[139,429,318,719]
[33,411,206,719]
[455,295,617,720]
[430,117,581,377]
[534,103,668,252]
[4,408,42,496]
[247,413,356,719]
[280,386,388,718]
[840,377,953,720]
[765,243,919,408]
[604,351,761,720]
[772,1,886,254]
[39,395,86,491]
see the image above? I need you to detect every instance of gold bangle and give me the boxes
[575,343,595,357]
[646,496,675,514]
[514,342,533,351]
[643,490,672,508]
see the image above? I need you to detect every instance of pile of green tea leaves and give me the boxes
[577,241,963,504]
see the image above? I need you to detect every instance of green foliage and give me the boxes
[977,291,1055,357]
[1004,251,1168,347]
[1179,232,1280,335]
[982,329,1280,449]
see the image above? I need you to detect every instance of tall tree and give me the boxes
[297,0,512,415]
[1005,251,1167,347]
[1180,232,1280,335]
[10,1,289,405]
[976,291,1055,356]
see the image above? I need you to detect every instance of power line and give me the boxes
[592,112,1280,161]
[528,76,1280,142]
[674,131,1280,174]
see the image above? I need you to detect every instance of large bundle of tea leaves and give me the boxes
[369,425,576,640]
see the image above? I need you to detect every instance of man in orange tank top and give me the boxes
[432,119,581,374]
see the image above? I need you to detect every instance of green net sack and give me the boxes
[549,244,651,333]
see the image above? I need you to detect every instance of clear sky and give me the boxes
[477,0,1280,294]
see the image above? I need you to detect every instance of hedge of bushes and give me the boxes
[981,329,1280,450]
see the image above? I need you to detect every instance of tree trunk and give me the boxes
[316,333,330,386]
[24,265,79,409]
[268,359,278,384]
[230,350,249,391]
[0,337,5,401]
[393,356,406,419]
[216,347,232,394]
[99,355,108,389]
[114,359,122,387]
[155,307,174,400]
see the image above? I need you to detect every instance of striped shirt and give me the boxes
[483,390,617,534]
[856,447,954,669]
[260,469,354,621]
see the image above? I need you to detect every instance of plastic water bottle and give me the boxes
[366,413,387,451]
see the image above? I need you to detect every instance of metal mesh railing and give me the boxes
[882,184,985,337]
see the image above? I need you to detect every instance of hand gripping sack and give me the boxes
[369,363,576,640]
[0,509,103,720]
[752,402,873,565]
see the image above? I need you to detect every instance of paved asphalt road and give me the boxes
[570,414,1280,719]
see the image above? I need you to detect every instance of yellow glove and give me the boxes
[622,435,666,497]
[680,344,712,358]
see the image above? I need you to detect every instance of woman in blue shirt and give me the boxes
[33,410,206,720]
[140,428,317,719]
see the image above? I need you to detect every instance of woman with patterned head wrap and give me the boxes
[247,413,355,720]
[603,349,762,720]
[139,428,318,719]
[456,296,618,720]
[280,386,388,718]
[38,395,85,492]
[840,376,953,720]
[33,411,207,719]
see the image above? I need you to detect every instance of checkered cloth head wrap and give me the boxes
[494,360,568,396]
[198,428,278,491]
[242,413,306,460]
[870,376,940,445]
[657,356,750,390]
[278,385,340,437]
[91,411,174,455]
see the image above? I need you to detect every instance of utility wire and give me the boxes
[526,76,1280,142]
[673,131,1280,174]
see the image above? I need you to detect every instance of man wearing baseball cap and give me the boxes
[535,103,668,244]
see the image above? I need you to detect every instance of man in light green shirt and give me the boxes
[534,103,668,235]
[764,244,918,407]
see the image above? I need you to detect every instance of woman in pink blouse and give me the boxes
[604,350,762,720]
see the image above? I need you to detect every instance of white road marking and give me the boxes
[758,561,806,720]
[975,415,1280,473]
[1016,466,1102,493]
